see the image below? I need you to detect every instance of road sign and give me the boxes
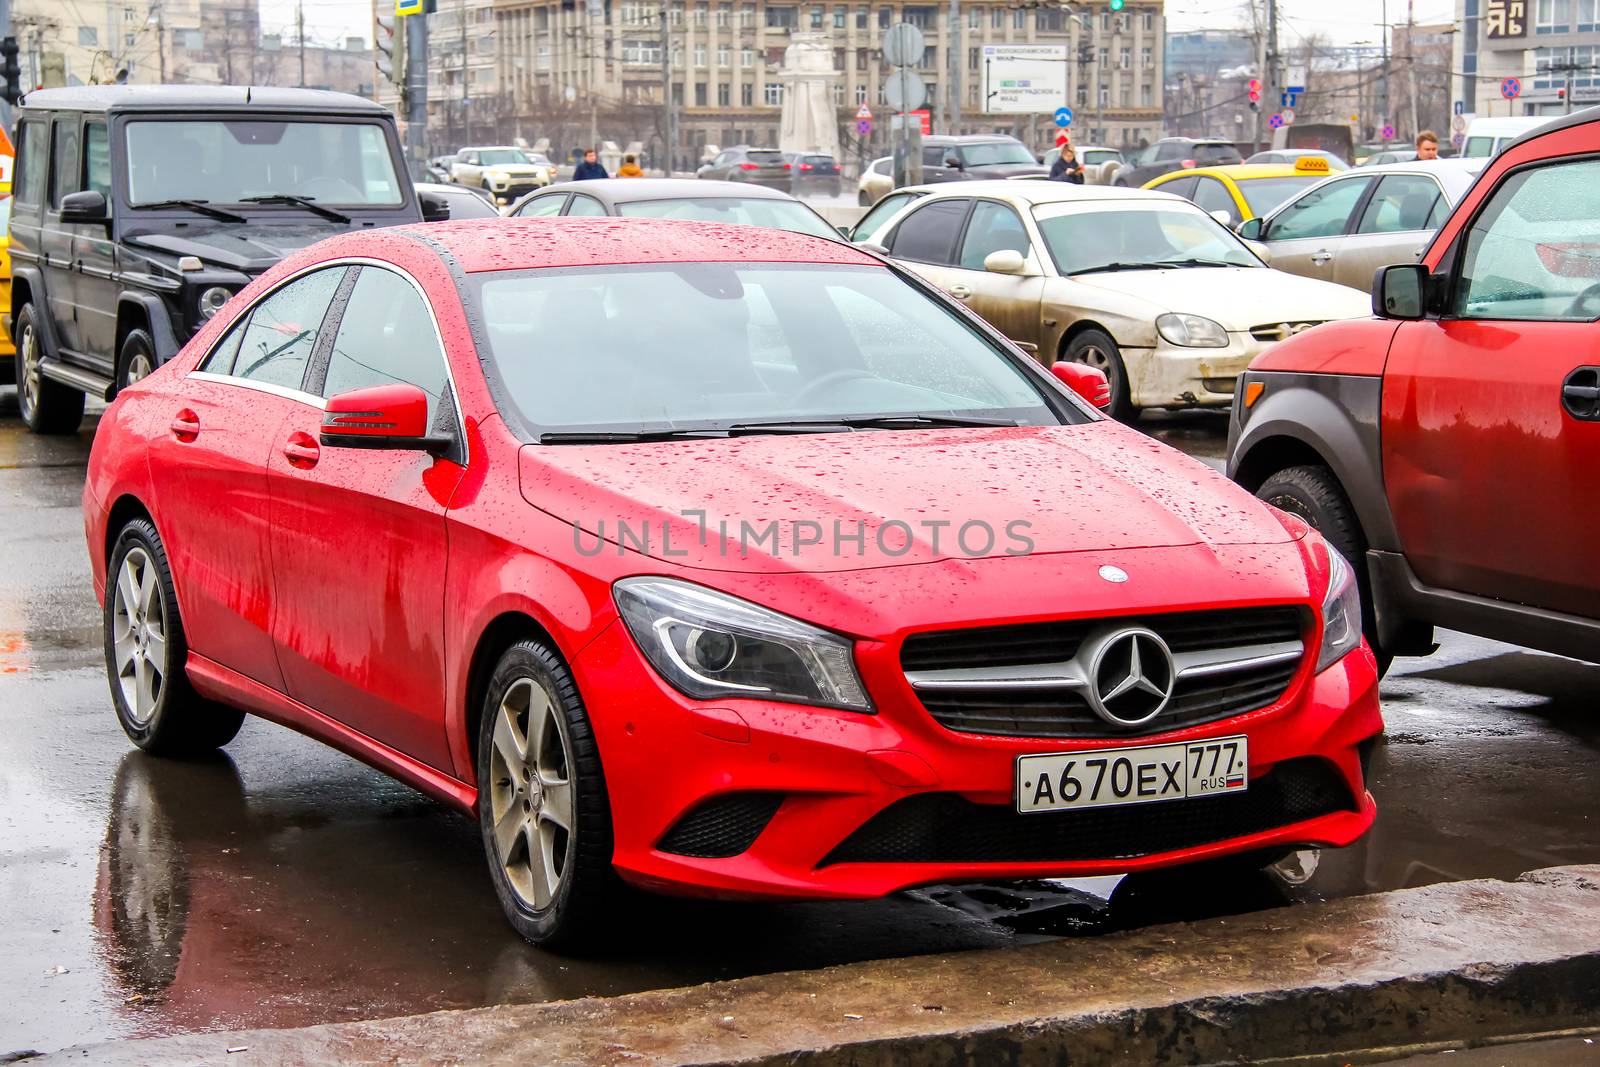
[1056,131,1070,146]
[1451,131,1465,148]
[1381,123,1395,140]
[1349,113,1359,123]
[885,68,927,113]
[980,44,1069,115]
[882,23,926,67]
[856,103,872,120]
[856,119,871,135]
[1054,106,1074,127]
[1501,76,1521,100]
[1268,114,1284,130]
[1281,107,1295,124]
[396,0,423,14]
[1454,99,1466,115]
[1285,84,1305,95]
[1452,113,1467,132]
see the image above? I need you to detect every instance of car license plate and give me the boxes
[1016,736,1249,814]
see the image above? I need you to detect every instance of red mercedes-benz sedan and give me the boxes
[84,217,1382,947]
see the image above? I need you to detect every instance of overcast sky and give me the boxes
[259,0,1463,53]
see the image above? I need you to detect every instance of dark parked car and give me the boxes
[918,135,1048,183]
[6,85,441,435]
[1113,138,1244,187]
[507,178,838,237]
[696,146,792,188]
[785,153,841,196]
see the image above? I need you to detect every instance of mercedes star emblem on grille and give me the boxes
[1085,627,1176,727]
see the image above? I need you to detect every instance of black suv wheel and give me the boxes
[15,304,86,435]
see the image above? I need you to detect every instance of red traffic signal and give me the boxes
[1247,77,1262,103]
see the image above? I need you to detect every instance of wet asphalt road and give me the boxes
[3,400,1598,1057]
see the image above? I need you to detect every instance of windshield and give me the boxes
[1463,137,1494,158]
[745,150,786,165]
[617,197,837,238]
[1034,205,1260,274]
[125,119,403,206]
[1081,150,1120,166]
[471,263,1068,435]
[0,194,10,231]
[479,149,532,165]
[961,142,1037,166]
[1237,176,1324,216]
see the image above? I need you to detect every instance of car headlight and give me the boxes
[197,285,232,319]
[614,577,872,712]
[1156,312,1229,348]
[1316,546,1363,672]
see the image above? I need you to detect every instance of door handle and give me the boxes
[282,432,320,468]
[948,284,972,300]
[1309,251,1333,265]
[1561,366,1600,420]
[169,410,200,442]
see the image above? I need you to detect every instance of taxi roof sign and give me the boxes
[1294,156,1331,173]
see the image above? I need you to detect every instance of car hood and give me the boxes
[968,163,1049,177]
[518,421,1302,574]
[124,226,344,273]
[1070,266,1371,331]
[483,164,545,175]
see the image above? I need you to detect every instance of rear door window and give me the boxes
[888,198,970,264]
[50,120,81,207]
[1356,174,1446,234]
[15,120,46,205]
[84,122,112,201]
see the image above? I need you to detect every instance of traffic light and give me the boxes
[1247,78,1261,102]
[0,37,20,106]
[374,12,405,88]
[1109,0,1125,10]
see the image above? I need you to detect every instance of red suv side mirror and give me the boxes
[1051,361,1112,410]
[320,383,450,454]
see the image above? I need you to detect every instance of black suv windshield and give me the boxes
[469,262,1073,438]
[125,119,403,207]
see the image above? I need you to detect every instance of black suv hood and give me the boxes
[125,225,349,273]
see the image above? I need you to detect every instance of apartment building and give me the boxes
[444,0,1163,163]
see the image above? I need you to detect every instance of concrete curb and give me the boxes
[31,866,1600,1066]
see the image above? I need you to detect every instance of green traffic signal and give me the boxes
[1109,0,1125,9]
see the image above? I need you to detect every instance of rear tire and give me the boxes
[477,639,624,949]
[1063,328,1136,421]
[15,304,86,436]
[104,518,246,755]
[1256,464,1393,676]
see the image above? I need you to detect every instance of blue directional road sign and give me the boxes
[1054,106,1074,128]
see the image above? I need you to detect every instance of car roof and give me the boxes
[525,178,802,206]
[1154,163,1306,182]
[905,179,1181,206]
[390,216,877,274]
[923,134,1025,144]
[19,84,387,114]
[461,145,527,152]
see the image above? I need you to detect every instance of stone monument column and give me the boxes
[777,32,841,158]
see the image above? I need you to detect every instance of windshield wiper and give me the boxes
[726,414,1017,434]
[539,429,732,444]
[136,199,247,223]
[239,194,350,223]
[1149,257,1246,269]
[1065,261,1173,277]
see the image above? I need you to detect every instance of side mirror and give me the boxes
[1374,263,1427,320]
[1209,209,1234,227]
[944,155,963,169]
[320,383,451,454]
[1236,216,1264,241]
[59,190,109,224]
[419,191,451,222]
[983,249,1028,275]
[1051,361,1112,410]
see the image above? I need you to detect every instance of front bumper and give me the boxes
[1126,334,1268,409]
[574,619,1382,900]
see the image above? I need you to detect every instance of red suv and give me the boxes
[85,217,1381,947]
[1228,108,1600,671]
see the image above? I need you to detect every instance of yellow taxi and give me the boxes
[0,124,13,368]
[1142,157,1335,228]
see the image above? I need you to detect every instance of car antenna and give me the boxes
[246,85,252,103]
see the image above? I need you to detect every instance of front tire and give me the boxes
[1256,464,1392,675]
[477,639,621,948]
[117,328,158,393]
[105,519,245,754]
[15,303,85,436]
[1063,328,1136,421]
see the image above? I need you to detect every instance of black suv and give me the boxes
[918,135,1048,183]
[1112,138,1244,187]
[7,85,442,435]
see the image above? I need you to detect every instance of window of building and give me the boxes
[811,6,824,28]
[742,82,754,104]
[1101,13,1111,29]
[879,7,892,29]
[741,46,754,67]
[968,9,979,27]
[1038,8,1065,30]
[1077,85,1087,106]
[834,5,847,28]
[694,43,706,66]
[1098,84,1109,106]
[670,6,683,23]
[1142,46,1153,68]
[904,6,935,28]
[672,45,683,67]
[1535,0,1572,32]
[741,3,756,26]
[1120,47,1130,68]
[718,83,731,106]
[1013,9,1026,28]
[536,44,551,69]
[694,3,708,25]
[765,81,784,105]
[855,83,868,104]
[622,38,662,64]
[833,83,844,105]
[1098,46,1108,66]
[1141,83,1152,106]
[718,3,732,26]
[672,82,683,104]
[696,82,708,106]
[856,6,868,28]
[717,44,730,65]
[1120,85,1131,106]
[767,5,797,29]
[1144,11,1155,30]
[856,47,868,69]
[992,9,1002,28]
[968,46,979,69]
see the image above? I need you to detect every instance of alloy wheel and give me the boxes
[487,676,575,911]
[1075,344,1111,373]
[126,350,155,385]
[19,321,40,417]
[111,547,168,726]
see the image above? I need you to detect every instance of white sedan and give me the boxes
[854,181,1371,419]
